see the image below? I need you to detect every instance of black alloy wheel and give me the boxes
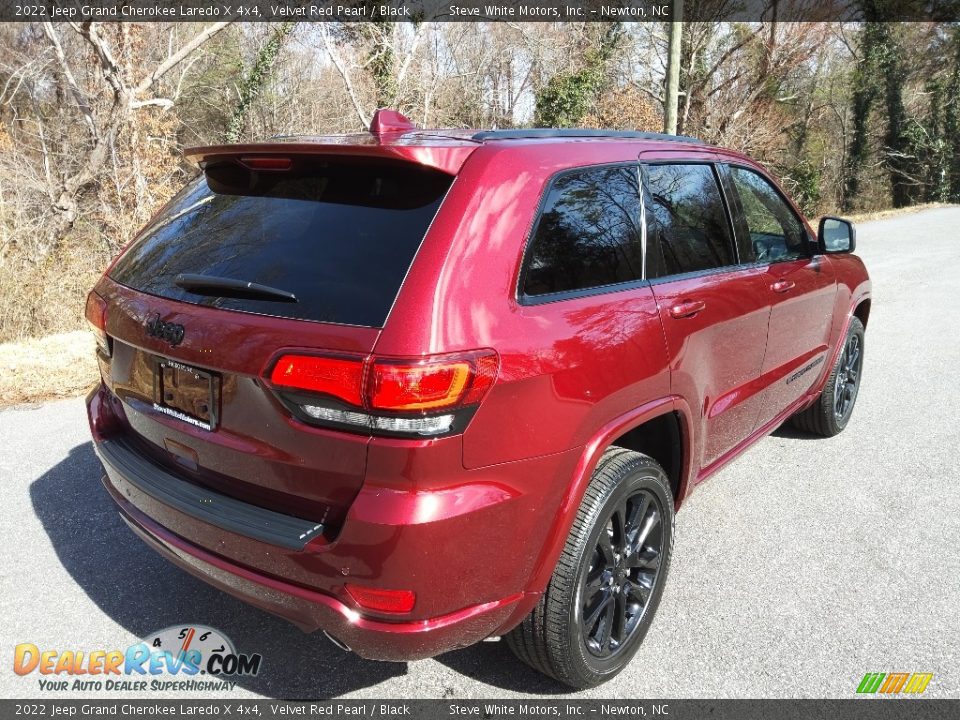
[579,489,664,658]
[791,316,865,437]
[833,332,862,422]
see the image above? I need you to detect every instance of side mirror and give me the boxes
[819,216,856,254]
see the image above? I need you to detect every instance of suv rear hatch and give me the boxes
[92,144,467,543]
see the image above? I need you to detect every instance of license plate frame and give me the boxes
[152,357,221,432]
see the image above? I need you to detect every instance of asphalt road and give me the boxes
[2,207,959,700]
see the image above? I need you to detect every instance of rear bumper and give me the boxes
[97,435,325,551]
[104,475,523,661]
[88,380,582,659]
[88,377,584,660]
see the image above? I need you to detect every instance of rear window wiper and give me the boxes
[175,274,298,303]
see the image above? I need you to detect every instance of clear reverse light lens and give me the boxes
[301,405,455,436]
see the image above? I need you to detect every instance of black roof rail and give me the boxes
[471,128,705,144]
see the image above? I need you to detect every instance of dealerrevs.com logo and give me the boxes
[13,625,262,692]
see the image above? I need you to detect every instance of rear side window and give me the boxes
[644,163,736,278]
[521,164,643,298]
[110,158,452,328]
[729,166,808,263]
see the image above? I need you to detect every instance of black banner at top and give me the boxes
[3,0,959,22]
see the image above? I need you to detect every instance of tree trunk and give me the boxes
[842,21,885,211]
[664,4,683,135]
[882,30,911,208]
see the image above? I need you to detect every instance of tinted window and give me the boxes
[110,158,452,327]
[522,165,643,297]
[729,166,807,263]
[644,164,736,278]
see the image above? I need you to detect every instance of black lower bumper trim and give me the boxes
[96,437,323,551]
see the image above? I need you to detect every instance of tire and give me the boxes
[505,447,675,689]
[791,316,865,437]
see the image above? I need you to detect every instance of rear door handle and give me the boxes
[771,279,796,293]
[669,299,706,319]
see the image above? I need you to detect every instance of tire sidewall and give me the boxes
[828,318,865,433]
[562,463,674,685]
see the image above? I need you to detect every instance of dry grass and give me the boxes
[843,202,959,224]
[0,228,112,343]
[0,330,98,407]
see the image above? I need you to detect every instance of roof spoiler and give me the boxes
[185,110,474,175]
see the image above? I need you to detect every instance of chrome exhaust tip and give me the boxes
[323,630,351,652]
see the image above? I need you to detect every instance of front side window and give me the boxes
[522,164,643,298]
[644,163,736,278]
[729,166,808,263]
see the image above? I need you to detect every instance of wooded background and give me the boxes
[0,19,958,342]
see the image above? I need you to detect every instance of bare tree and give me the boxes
[36,21,230,250]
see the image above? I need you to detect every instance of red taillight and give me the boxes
[85,291,110,356]
[265,350,498,436]
[344,584,416,614]
[459,352,499,406]
[269,355,364,406]
[268,351,497,411]
[370,352,498,410]
[84,291,106,331]
[370,360,471,411]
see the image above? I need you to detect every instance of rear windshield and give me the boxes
[109,157,452,327]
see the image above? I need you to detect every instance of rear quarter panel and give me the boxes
[376,142,672,469]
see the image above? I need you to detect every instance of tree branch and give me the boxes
[319,24,370,128]
[396,24,426,91]
[130,98,175,110]
[75,22,126,99]
[41,23,96,138]
[134,22,231,96]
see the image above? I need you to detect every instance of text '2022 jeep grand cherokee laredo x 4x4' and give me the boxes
[86,110,870,688]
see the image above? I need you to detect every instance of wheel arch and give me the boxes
[606,412,685,503]
[853,297,871,328]
[493,397,694,637]
[517,397,693,595]
[812,290,871,399]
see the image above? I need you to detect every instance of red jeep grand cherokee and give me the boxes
[86,110,870,688]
